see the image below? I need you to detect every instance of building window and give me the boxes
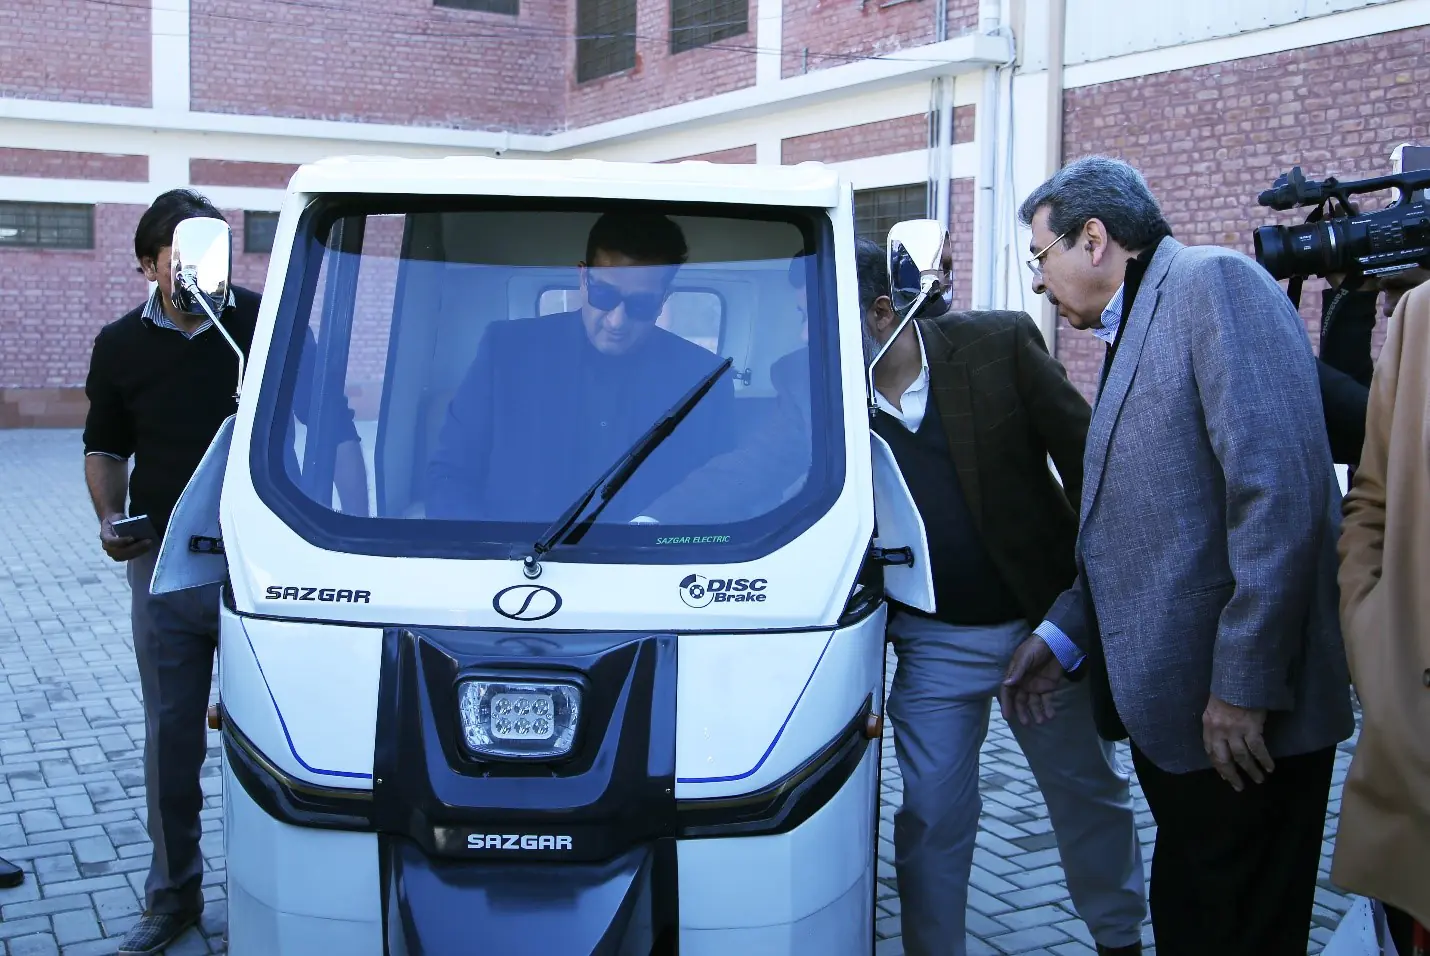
[576,0,636,82]
[670,0,747,53]
[434,0,518,15]
[854,185,928,246]
[244,212,280,254]
[0,202,94,250]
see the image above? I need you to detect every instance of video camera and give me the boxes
[1253,147,1430,284]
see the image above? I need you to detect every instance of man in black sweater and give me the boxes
[856,238,1146,956]
[82,190,365,955]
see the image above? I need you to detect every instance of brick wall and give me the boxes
[0,205,273,426]
[951,176,973,310]
[1055,24,1430,399]
[191,159,301,190]
[661,145,757,163]
[779,0,977,79]
[780,105,971,164]
[0,148,148,182]
[0,203,149,425]
[0,0,150,107]
[564,0,755,128]
[227,210,273,294]
[190,0,564,133]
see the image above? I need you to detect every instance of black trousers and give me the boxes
[1386,904,1420,956]
[1130,744,1335,956]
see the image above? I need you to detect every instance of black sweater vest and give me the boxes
[874,399,1023,627]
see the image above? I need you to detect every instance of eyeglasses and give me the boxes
[586,277,667,323]
[1026,231,1070,277]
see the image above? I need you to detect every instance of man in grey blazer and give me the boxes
[1000,157,1355,956]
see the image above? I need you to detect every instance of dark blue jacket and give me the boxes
[426,311,734,523]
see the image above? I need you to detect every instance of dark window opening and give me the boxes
[853,185,928,246]
[576,0,636,82]
[434,0,518,15]
[0,202,94,250]
[245,212,280,255]
[670,0,747,53]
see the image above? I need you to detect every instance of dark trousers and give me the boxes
[128,549,220,915]
[1130,743,1335,956]
[1387,904,1422,956]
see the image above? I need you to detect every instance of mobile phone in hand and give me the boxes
[111,514,158,542]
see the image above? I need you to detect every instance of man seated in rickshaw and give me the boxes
[426,210,735,523]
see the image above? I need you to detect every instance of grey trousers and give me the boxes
[127,548,219,916]
[886,612,1147,955]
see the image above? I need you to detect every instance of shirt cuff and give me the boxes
[84,450,128,461]
[1033,619,1085,672]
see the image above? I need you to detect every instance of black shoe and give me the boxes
[0,857,23,889]
[1097,944,1143,956]
[117,909,203,955]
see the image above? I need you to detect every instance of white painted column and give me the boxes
[756,0,783,86]
[999,0,1060,339]
[151,0,192,197]
[755,132,782,166]
[152,0,191,114]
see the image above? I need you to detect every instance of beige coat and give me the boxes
[1335,281,1430,925]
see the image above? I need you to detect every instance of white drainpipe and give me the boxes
[929,0,952,230]
[975,0,1008,309]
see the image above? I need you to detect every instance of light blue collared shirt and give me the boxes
[1091,283,1124,347]
[141,285,233,339]
[1033,284,1127,671]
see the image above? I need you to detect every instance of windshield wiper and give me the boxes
[522,355,734,579]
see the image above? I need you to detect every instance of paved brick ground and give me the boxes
[0,429,1359,955]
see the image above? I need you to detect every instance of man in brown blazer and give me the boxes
[858,237,1147,956]
[1336,275,1430,951]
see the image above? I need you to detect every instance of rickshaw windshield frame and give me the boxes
[248,192,848,565]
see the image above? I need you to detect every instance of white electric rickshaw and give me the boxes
[152,157,949,955]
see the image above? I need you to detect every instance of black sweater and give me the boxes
[83,288,258,535]
[874,400,1024,627]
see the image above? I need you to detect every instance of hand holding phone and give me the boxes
[101,513,156,563]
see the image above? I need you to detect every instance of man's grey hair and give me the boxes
[854,237,890,314]
[1018,156,1172,253]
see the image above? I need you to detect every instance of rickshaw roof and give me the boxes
[287,156,846,209]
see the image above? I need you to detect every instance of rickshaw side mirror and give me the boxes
[886,219,951,315]
[170,216,247,397]
[170,217,232,317]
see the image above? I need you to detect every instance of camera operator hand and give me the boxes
[1379,267,1430,317]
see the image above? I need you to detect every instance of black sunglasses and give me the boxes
[586,277,667,323]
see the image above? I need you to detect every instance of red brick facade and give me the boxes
[0,203,149,423]
[780,0,979,79]
[0,0,150,107]
[950,176,974,311]
[0,148,148,182]
[0,204,272,427]
[228,210,274,293]
[191,159,301,190]
[565,0,755,128]
[4,5,1424,426]
[1055,23,1430,399]
[189,0,565,132]
[780,105,971,165]
[662,145,757,163]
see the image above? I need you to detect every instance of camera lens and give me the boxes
[1253,226,1291,279]
[1254,220,1351,280]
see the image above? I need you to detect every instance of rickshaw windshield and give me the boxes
[254,196,846,564]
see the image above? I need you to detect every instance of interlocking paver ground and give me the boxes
[0,429,1359,955]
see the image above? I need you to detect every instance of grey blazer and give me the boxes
[1045,236,1355,774]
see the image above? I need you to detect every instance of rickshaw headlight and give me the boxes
[457,680,581,760]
